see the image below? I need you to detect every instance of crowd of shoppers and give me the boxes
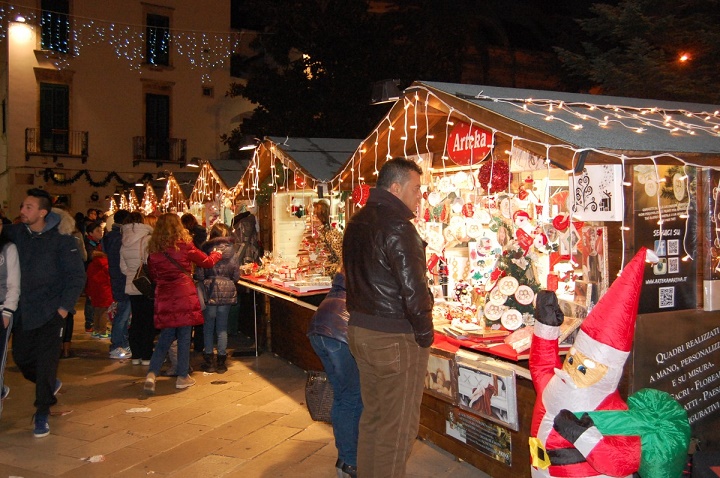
[0,162,434,478]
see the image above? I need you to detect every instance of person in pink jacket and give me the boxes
[143,214,220,394]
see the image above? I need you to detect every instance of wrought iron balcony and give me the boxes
[25,128,89,162]
[133,136,187,166]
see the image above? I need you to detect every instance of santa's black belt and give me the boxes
[547,447,586,465]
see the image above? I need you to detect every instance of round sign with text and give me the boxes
[446,121,492,166]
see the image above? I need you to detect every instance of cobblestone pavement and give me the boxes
[0,300,490,477]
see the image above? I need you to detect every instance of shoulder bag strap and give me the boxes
[162,251,192,278]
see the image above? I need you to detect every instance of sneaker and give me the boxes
[53,379,62,396]
[109,348,129,360]
[91,332,110,339]
[1,385,9,400]
[143,373,156,395]
[131,359,142,365]
[175,375,196,389]
[33,413,50,438]
[85,327,93,333]
[141,360,151,366]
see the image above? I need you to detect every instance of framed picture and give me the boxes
[573,280,595,307]
[425,347,457,403]
[455,352,519,431]
[576,226,609,298]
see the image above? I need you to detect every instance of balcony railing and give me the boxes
[25,128,89,162]
[133,136,187,166]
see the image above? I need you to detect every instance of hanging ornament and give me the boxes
[478,159,510,194]
[352,184,370,207]
[461,203,475,218]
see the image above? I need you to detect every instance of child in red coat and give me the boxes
[85,251,113,338]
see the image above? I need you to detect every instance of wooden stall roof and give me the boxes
[235,136,362,198]
[333,81,720,187]
[209,159,246,191]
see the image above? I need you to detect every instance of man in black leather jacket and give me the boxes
[343,157,433,477]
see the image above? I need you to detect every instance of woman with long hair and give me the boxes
[119,211,155,365]
[143,214,220,394]
[197,223,240,373]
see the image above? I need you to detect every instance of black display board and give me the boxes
[632,165,697,313]
[632,311,720,449]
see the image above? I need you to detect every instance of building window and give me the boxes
[146,14,170,66]
[202,86,214,97]
[145,93,170,160]
[39,83,69,154]
[41,0,70,53]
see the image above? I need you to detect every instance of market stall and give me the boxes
[326,81,720,475]
[187,160,231,227]
[233,136,360,368]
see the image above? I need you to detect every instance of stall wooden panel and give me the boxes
[419,375,535,478]
[269,296,325,371]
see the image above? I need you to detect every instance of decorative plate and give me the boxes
[673,173,686,201]
[498,276,519,296]
[645,179,658,197]
[466,218,482,239]
[501,309,523,330]
[514,285,535,305]
[488,287,508,305]
[437,176,454,193]
[483,302,505,321]
[476,209,492,224]
[427,191,442,207]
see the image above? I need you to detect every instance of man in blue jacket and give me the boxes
[2,189,85,437]
[102,209,131,359]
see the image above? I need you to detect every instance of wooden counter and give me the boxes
[237,276,329,371]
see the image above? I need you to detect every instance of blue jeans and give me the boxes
[149,326,191,377]
[110,298,131,351]
[309,334,362,467]
[203,304,231,356]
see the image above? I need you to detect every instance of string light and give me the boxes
[0,2,246,85]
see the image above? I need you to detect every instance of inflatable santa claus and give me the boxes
[529,247,690,478]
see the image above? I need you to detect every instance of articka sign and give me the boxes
[446,121,492,166]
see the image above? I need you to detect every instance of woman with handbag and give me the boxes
[143,214,221,394]
[197,223,240,373]
[119,212,155,365]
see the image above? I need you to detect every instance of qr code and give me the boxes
[667,239,679,256]
[659,287,675,308]
[668,257,679,274]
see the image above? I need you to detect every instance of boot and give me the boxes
[216,354,227,374]
[200,353,216,373]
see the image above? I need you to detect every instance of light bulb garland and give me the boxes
[331,85,720,199]
[160,173,187,213]
[0,2,246,84]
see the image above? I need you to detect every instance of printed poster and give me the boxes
[633,165,697,313]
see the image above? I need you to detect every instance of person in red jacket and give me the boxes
[143,213,220,394]
[85,250,112,339]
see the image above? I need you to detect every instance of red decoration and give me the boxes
[461,203,474,218]
[477,160,510,194]
[352,184,370,206]
[446,121,492,166]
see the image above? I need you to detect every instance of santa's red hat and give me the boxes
[573,247,650,369]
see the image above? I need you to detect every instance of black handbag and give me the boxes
[305,371,333,423]
[132,263,155,299]
[132,237,155,299]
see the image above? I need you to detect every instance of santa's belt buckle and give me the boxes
[529,437,551,470]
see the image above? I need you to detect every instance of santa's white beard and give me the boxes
[543,366,622,417]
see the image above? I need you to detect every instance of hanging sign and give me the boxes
[446,122,492,166]
[568,165,624,221]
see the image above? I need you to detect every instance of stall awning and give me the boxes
[235,136,362,199]
[333,81,720,187]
